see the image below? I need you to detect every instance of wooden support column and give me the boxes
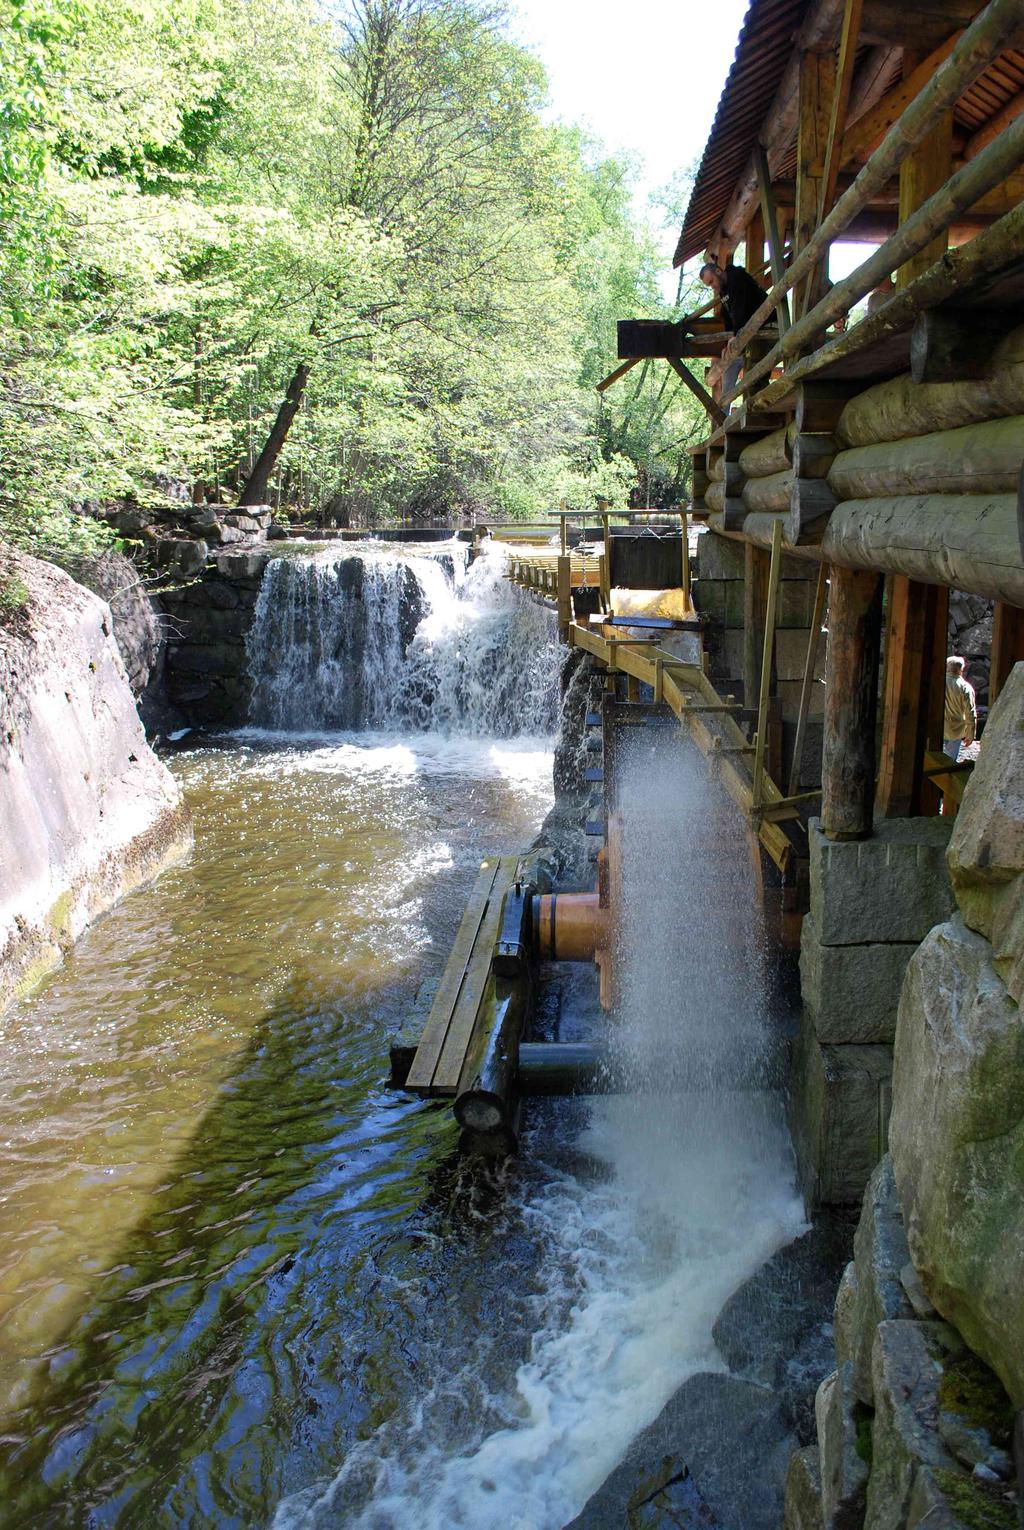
[743,543,773,713]
[897,51,953,288]
[876,576,949,817]
[754,143,791,335]
[795,48,836,318]
[991,602,1024,705]
[822,564,883,840]
[745,206,765,273]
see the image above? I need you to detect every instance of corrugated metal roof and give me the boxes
[673,0,808,267]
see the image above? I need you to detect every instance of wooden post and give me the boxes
[679,509,691,608]
[991,601,1024,704]
[897,47,953,288]
[743,542,772,713]
[821,564,883,840]
[795,48,837,318]
[788,562,829,795]
[599,503,611,611]
[754,143,791,335]
[559,501,567,555]
[753,519,784,810]
[819,0,865,223]
[875,577,948,817]
[557,554,572,641]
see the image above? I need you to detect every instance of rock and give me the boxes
[864,1320,960,1530]
[947,662,1024,1001]
[956,616,993,656]
[215,551,272,580]
[901,1263,938,1321]
[889,915,1024,1405]
[696,531,747,580]
[267,521,289,540]
[849,1157,914,1406]
[834,1262,859,1374]
[0,552,192,1012]
[564,1373,796,1530]
[816,1364,870,1529]
[154,537,209,577]
[784,1446,825,1530]
[906,1463,1018,1529]
[791,1009,893,1206]
[712,1215,854,1442]
[808,819,955,946]
[800,911,916,1043]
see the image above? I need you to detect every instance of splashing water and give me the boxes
[246,541,563,737]
[271,731,805,1530]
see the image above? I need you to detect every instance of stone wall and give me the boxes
[161,551,272,727]
[0,551,192,1012]
[793,820,955,1207]
[786,664,1024,1528]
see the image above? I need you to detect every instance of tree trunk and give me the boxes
[238,360,311,507]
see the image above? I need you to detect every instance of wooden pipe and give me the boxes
[533,892,610,962]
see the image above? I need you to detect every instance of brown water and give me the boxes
[0,730,557,1524]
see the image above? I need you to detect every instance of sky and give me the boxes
[508,0,751,268]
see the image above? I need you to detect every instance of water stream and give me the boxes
[0,542,804,1527]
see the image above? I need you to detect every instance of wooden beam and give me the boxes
[990,601,1024,704]
[667,357,726,427]
[842,32,961,164]
[752,519,785,809]
[719,0,1024,372]
[795,48,837,317]
[875,577,948,817]
[596,358,639,393]
[754,143,791,334]
[743,543,772,714]
[897,41,954,288]
[909,308,1019,383]
[860,0,982,49]
[820,0,865,222]
[822,565,883,839]
[788,563,829,795]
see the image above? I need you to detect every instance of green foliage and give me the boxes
[0,0,697,552]
[0,569,30,617]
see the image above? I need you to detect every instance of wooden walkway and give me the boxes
[405,856,519,1096]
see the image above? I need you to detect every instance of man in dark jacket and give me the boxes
[699,261,768,400]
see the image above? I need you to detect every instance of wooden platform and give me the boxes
[404,856,520,1096]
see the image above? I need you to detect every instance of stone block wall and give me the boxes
[161,551,273,726]
[793,820,955,1207]
[786,663,1024,1528]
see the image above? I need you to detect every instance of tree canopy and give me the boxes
[0,0,707,552]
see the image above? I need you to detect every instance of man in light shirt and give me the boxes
[943,655,977,760]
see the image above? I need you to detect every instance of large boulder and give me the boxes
[889,915,1024,1404]
[0,551,192,1011]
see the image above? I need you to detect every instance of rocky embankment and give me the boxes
[0,551,193,1012]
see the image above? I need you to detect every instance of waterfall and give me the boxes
[245,541,563,736]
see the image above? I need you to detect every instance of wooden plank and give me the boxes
[405,858,505,1094]
[788,562,829,795]
[990,601,1024,704]
[429,856,519,1094]
[795,47,837,319]
[821,564,883,839]
[875,577,947,817]
[744,543,772,714]
[820,0,865,223]
[752,520,784,810]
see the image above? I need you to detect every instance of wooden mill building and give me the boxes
[607,0,1024,1205]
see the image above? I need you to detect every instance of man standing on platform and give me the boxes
[698,261,769,403]
[943,655,977,760]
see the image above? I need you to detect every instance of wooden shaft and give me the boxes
[517,1042,611,1096]
[788,562,829,796]
[730,109,1024,401]
[821,564,883,840]
[752,519,784,810]
[719,0,1024,372]
[534,892,610,962]
[453,975,529,1137]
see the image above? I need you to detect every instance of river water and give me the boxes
[0,542,804,1528]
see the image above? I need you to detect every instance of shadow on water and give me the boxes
[0,972,556,1527]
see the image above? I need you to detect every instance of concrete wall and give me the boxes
[0,552,192,1012]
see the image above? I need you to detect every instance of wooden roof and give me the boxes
[674,0,808,268]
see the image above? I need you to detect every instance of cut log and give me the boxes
[910,308,1021,383]
[454,971,530,1138]
[743,469,793,513]
[738,426,792,478]
[821,564,884,839]
[823,492,1024,604]
[837,324,1024,444]
[829,415,1024,499]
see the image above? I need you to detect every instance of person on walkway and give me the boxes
[698,261,768,401]
[943,655,977,760]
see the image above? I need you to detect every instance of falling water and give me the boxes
[246,541,563,736]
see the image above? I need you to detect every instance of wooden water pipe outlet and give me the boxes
[532,892,609,961]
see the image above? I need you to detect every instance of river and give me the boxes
[0,542,803,1527]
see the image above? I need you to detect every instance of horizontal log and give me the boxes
[837,323,1024,445]
[743,469,793,513]
[910,308,1021,383]
[823,492,1024,603]
[829,415,1024,498]
[738,426,791,478]
[705,481,726,513]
